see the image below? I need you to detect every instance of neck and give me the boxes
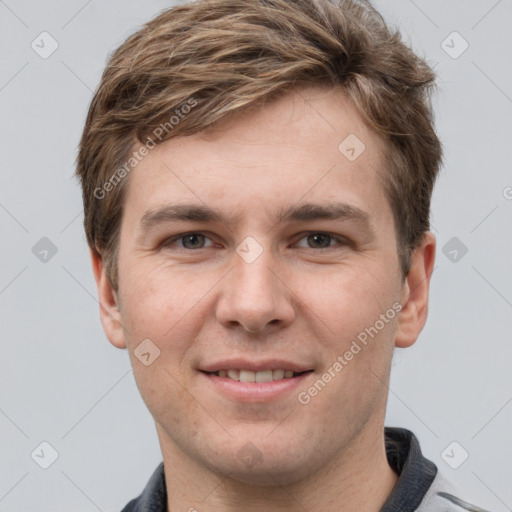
[157,423,398,512]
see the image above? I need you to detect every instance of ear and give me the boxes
[90,248,127,349]
[395,231,436,348]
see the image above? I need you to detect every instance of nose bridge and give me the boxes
[215,235,294,332]
[235,241,275,302]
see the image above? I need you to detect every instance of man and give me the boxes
[75,0,490,510]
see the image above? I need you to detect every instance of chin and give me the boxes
[201,434,323,487]
[213,455,315,487]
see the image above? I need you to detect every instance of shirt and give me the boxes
[120,427,491,512]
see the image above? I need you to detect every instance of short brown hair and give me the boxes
[76,0,442,291]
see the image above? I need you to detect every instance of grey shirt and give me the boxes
[120,427,491,512]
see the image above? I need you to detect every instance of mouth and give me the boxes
[202,369,313,382]
[199,363,315,402]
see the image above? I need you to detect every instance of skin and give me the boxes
[91,85,436,511]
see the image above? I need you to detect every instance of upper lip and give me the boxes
[199,359,314,373]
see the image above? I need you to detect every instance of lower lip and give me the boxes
[200,371,312,402]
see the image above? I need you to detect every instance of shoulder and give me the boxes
[383,428,492,512]
[416,467,492,512]
[119,462,167,512]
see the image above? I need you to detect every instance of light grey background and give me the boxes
[0,0,511,511]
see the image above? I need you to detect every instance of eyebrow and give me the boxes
[277,202,371,226]
[138,201,373,233]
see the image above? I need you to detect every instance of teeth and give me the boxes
[272,369,285,380]
[227,369,240,381]
[215,369,303,382]
[255,370,273,383]
[240,370,256,383]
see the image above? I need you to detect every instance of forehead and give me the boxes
[122,86,392,229]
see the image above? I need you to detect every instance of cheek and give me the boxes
[131,356,203,440]
[298,263,399,396]
[118,258,211,345]
[302,260,399,337]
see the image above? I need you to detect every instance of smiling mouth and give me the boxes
[202,369,313,382]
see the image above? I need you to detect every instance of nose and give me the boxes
[215,244,296,334]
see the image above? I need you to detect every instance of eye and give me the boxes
[294,232,349,249]
[161,232,215,250]
[160,231,349,251]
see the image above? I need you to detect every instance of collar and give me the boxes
[381,427,437,511]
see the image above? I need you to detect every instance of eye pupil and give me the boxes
[183,234,204,249]
[308,234,331,248]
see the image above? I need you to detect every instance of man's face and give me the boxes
[104,86,410,483]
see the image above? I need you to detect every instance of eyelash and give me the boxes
[160,232,350,251]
